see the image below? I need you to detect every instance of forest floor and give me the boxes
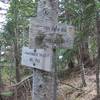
[57,67,98,100]
[0,66,98,100]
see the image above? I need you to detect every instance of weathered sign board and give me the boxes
[29,18,75,49]
[30,18,74,35]
[21,47,53,72]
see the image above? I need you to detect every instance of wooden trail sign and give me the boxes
[29,16,75,49]
[21,47,53,72]
[30,18,74,35]
[29,18,75,48]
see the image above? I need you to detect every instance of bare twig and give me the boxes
[59,81,83,91]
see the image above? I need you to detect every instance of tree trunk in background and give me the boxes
[96,10,100,98]
[79,44,87,87]
[13,39,21,82]
[0,46,2,88]
[80,38,91,67]
[68,59,74,69]
[13,0,21,83]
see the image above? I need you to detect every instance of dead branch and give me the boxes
[59,81,83,91]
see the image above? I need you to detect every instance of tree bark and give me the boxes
[79,44,87,87]
[13,0,21,83]
[68,59,74,69]
[0,46,3,89]
[13,39,21,82]
[31,0,58,100]
[96,10,100,98]
[80,38,91,67]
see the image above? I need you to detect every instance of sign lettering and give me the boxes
[30,18,74,35]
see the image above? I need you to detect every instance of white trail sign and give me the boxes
[21,47,53,72]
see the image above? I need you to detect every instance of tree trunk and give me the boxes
[96,63,100,98]
[13,39,21,82]
[68,59,74,69]
[31,0,58,100]
[96,10,100,98]
[80,38,91,67]
[79,44,87,87]
[0,46,3,89]
[13,0,21,83]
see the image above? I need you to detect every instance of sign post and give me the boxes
[52,47,57,100]
[30,0,59,100]
[21,0,75,100]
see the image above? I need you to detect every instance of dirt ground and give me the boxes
[0,67,98,100]
[57,67,97,100]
